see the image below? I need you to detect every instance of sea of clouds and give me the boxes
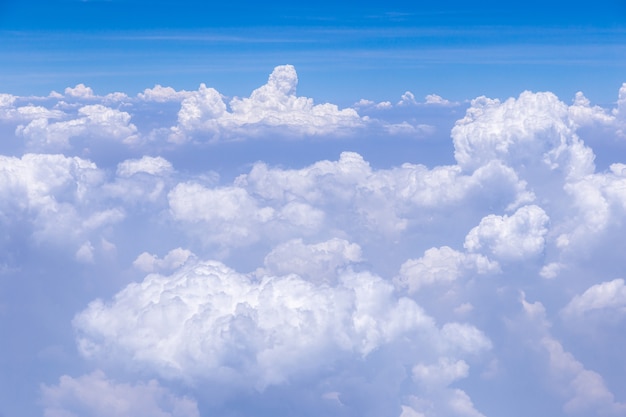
[2,65,626,417]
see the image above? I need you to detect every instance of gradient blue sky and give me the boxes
[2,0,626,104]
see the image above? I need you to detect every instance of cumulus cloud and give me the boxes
[398,91,418,106]
[3,69,626,417]
[41,370,199,417]
[64,84,96,99]
[561,278,626,319]
[17,104,138,149]
[396,246,499,293]
[133,248,196,273]
[73,258,491,398]
[464,205,549,261]
[452,91,595,179]
[138,85,192,102]
[424,94,457,106]
[0,154,116,241]
[555,163,626,250]
[169,65,364,143]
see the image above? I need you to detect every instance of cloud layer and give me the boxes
[1,67,626,417]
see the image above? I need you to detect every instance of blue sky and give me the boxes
[2,2,626,417]
[2,0,626,103]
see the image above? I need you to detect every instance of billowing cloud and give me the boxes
[169,65,365,143]
[451,91,595,180]
[0,153,121,247]
[138,85,192,102]
[73,258,491,412]
[464,205,549,261]
[17,104,138,149]
[1,67,626,417]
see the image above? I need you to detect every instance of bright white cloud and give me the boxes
[64,83,95,99]
[561,279,626,318]
[0,153,128,262]
[73,258,491,393]
[464,205,549,261]
[424,94,456,106]
[1,68,626,417]
[452,92,595,180]
[169,65,364,143]
[138,85,192,102]
[17,104,138,148]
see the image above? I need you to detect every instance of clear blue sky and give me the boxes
[1,0,626,104]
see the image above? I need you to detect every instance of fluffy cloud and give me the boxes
[561,278,626,319]
[133,248,196,273]
[0,153,115,239]
[64,84,96,99]
[138,85,192,102]
[2,70,626,417]
[452,92,595,180]
[169,65,364,142]
[464,205,549,261]
[17,104,138,149]
[164,151,534,252]
[41,370,199,417]
[73,258,491,396]
[396,246,499,293]
[556,163,626,250]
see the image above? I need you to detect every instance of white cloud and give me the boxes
[568,92,615,127]
[133,248,196,273]
[0,93,16,107]
[73,258,490,391]
[540,262,564,279]
[0,153,126,253]
[398,91,418,106]
[168,182,277,246]
[169,65,364,143]
[396,246,499,293]
[17,104,138,149]
[452,92,595,180]
[557,163,626,250]
[424,94,456,106]
[41,370,199,417]
[138,85,192,102]
[561,278,626,319]
[64,84,96,99]
[464,205,549,261]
